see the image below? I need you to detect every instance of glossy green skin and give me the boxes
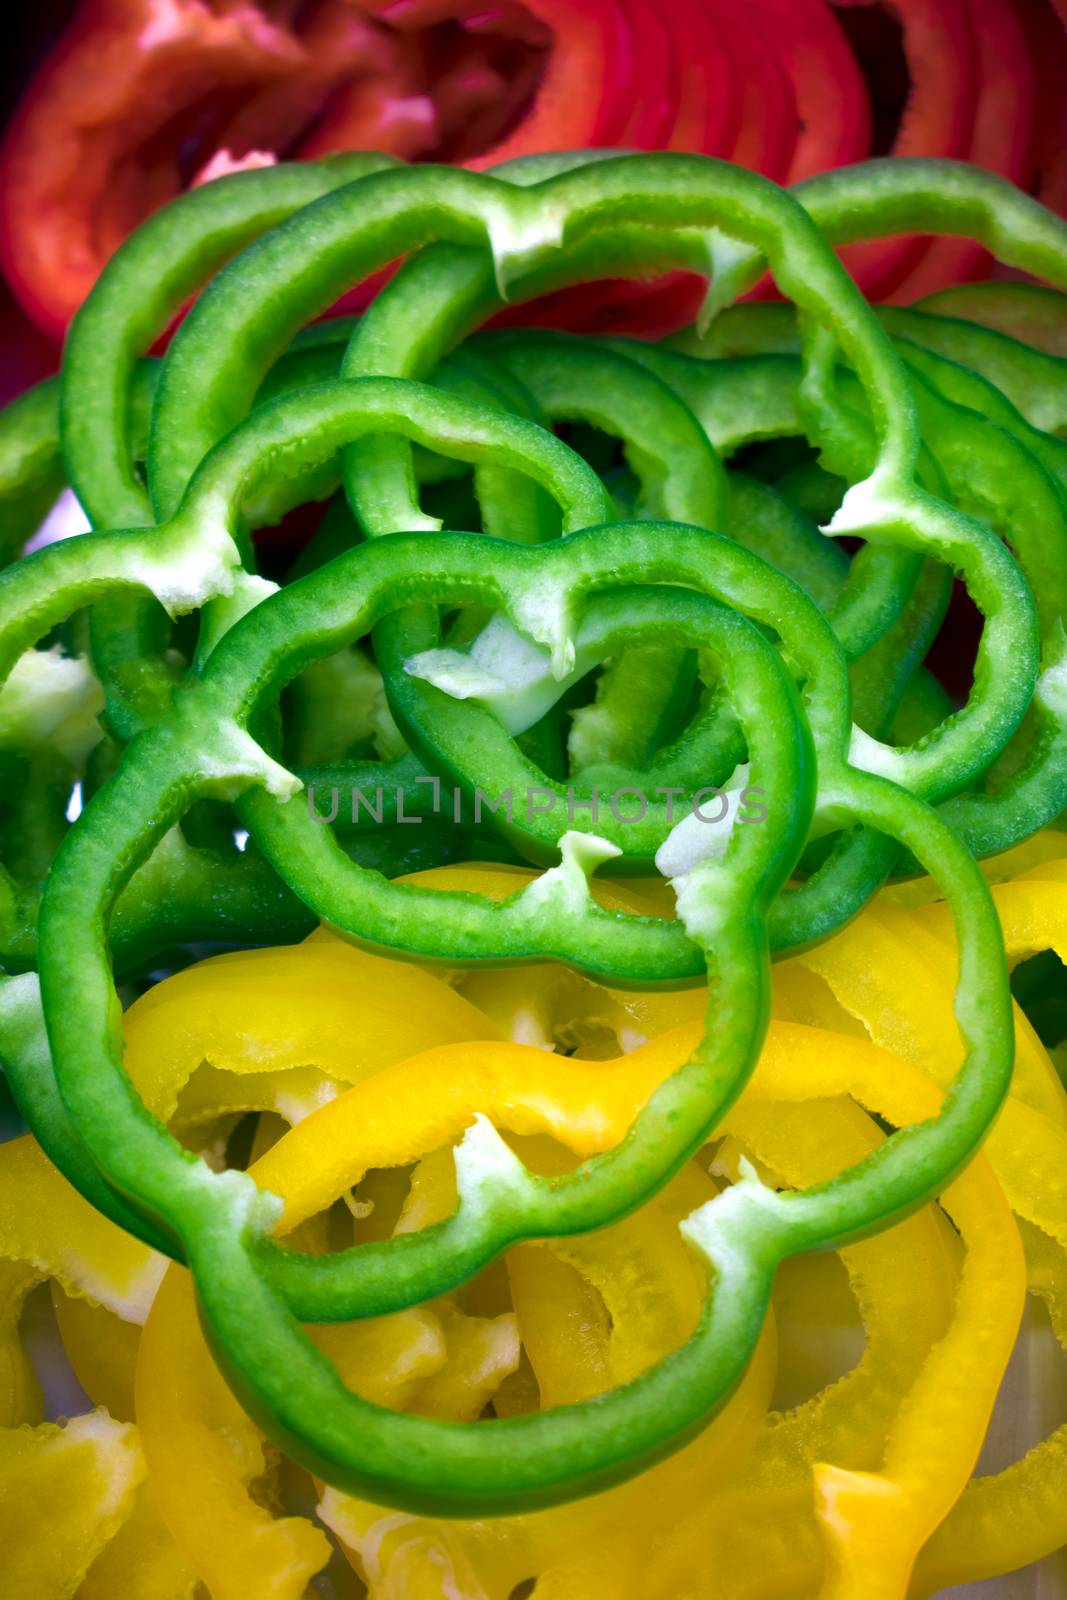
[0,367,1011,1513]
[667,307,1067,863]
[141,193,1020,940]
[145,154,927,672]
[61,153,397,740]
[133,151,935,944]
[17,155,1054,928]
[35,522,812,1510]
[917,282,1067,362]
[0,152,1051,1514]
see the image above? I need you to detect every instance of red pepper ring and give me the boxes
[663,0,739,157]
[829,0,978,300]
[761,0,871,183]
[611,0,677,151]
[1011,0,1067,218]
[709,0,797,180]
[889,0,1035,302]
[0,0,388,338]
[467,0,629,166]
[532,0,797,340]
[225,0,435,166]
[544,0,739,337]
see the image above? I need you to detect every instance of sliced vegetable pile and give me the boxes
[4,0,1067,338]
[0,149,1066,1596]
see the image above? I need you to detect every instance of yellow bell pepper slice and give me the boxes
[136,1263,335,1600]
[122,935,498,1125]
[0,1412,145,1600]
[778,898,1067,1121]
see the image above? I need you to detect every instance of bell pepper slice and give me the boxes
[889,0,1035,300]
[468,1,629,166]
[0,0,306,336]
[0,1133,166,1595]
[120,933,497,1125]
[831,0,978,299]
[0,1413,146,1600]
[764,0,871,182]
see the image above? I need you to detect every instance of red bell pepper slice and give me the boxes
[211,0,406,163]
[709,0,798,180]
[759,0,870,182]
[468,0,631,165]
[664,0,739,157]
[831,0,979,300]
[890,0,1034,300]
[610,0,677,151]
[0,0,299,337]
[1014,0,1067,218]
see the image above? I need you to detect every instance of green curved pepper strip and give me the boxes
[0,355,1013,1512]
[664,309,1067,863]
[702,156,1067,341]
[25,397,1011,1515]
[916,281,1067,358]
[59,152,396,739]
[37,541,811,1511]
[146,152,925,570]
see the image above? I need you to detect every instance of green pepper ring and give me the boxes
[7,378,1012,1515]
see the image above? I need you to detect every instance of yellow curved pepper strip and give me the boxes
[0,1134,165,1324]
[310,1126,758,1595]
[137,1146,518,1599]
[250,1011,970,1236]
[136,1263,334,1600]
[122,935,498,1125]
[644,1072,1021,1599]
[0,1133,199,1597]
[0,1130,160,1501]
[321,1043,1004,1593]
[811,1156,1023,1600]
[322,1169,773,1599]
[120,870,1049,1593]
[51,1285,140,1422]
[778,898,1067,1121]
[250,1028,695,1230]
[644,1096,957,1600]
[76,1483,201,1600]
[487,1132,706,1404]
[767,908,1067,1593]
[883,826,1067,909]
[773,865,1067,1592]
[775,891,1067,1253]
[918,875,1067,990]
[0,860,1051,1594]
[0,1412,146,1600]
[133,995,771,1600]
[7,857,1043,1596]
[907,1218,1067,1596]
[350,889,1062,1600]
[248,1017,1011,1600]
[710,1099,956,1485]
